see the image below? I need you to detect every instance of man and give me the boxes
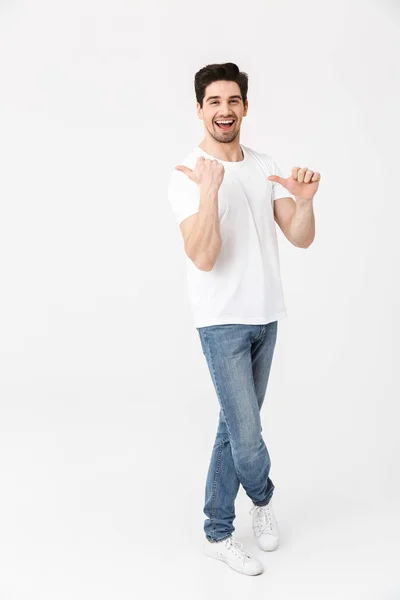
[167,62,320,576]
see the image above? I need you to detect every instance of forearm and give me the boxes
[289,197,315,248]
[185,190,222,270]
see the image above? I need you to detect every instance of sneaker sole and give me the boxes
[203,545,264,576]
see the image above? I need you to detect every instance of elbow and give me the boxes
[305,230,316,248]
[191,244,222,271]
[184,249,215,271]
[193,250,221,271]
[295,235,315,249]
[194,259,215,271]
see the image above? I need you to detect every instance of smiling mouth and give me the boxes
[215,120,235,130]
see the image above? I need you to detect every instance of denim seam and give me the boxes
[253,324,266,342]
[209,437,224,540]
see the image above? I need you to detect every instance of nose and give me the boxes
[217,110,235,118]
[218,101,235,115]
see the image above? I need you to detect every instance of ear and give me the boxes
[196,102,203,120]
[243,99,249,117]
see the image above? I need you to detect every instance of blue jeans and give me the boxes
[196,322,278,542]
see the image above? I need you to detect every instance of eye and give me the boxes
[210,99,239,105]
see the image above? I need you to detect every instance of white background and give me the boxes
[0,0,399,598]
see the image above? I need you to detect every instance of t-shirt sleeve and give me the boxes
[167,169,200,226]
[269,159,295,202]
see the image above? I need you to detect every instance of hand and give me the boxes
[175,156,225,195]
[268,166,321,201]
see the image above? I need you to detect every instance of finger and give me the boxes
[268,175,285,186]
[311,172,320,182]
[291,167,301,181]
[297,167,308,183]
[304,169,314,183]
[175,165,193,178]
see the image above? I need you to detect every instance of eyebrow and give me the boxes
[205,95,242,102]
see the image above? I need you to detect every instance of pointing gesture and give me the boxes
[268,167,321,201]
[176,156,225,195]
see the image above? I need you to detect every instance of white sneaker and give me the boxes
[203,535,264,576]
[249,499,279,551]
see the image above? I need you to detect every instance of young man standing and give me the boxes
[167,63,320,576]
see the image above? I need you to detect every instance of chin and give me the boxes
[215,133,238,144]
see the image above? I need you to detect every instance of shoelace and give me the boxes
[224,536,252,559]
[249,504,273,534]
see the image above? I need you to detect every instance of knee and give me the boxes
[232,435,263,460]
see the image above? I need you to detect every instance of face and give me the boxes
[197,80,248,144]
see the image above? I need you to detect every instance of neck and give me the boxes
[199,136,244,162]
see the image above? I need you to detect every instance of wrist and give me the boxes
[295,195,313,204]
[200,185,219,201]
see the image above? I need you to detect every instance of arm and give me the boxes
[269,165,320,248]
[181,189,222,271]
[274,196,315,248]
[175,156,225,271]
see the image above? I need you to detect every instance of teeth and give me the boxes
[216,120,234,124]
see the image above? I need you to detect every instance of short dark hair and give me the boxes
[194,62,248,108]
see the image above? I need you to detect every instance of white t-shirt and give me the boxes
[167,143,294,328]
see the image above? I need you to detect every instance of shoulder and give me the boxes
[242,145,275,172]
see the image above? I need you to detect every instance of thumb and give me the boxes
[175,165,193,179]
[268,175,286,186]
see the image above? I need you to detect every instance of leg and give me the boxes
[252,320,278,412]
[202,409,240,542]
[197,323,277,542]
[250,321,278,506]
